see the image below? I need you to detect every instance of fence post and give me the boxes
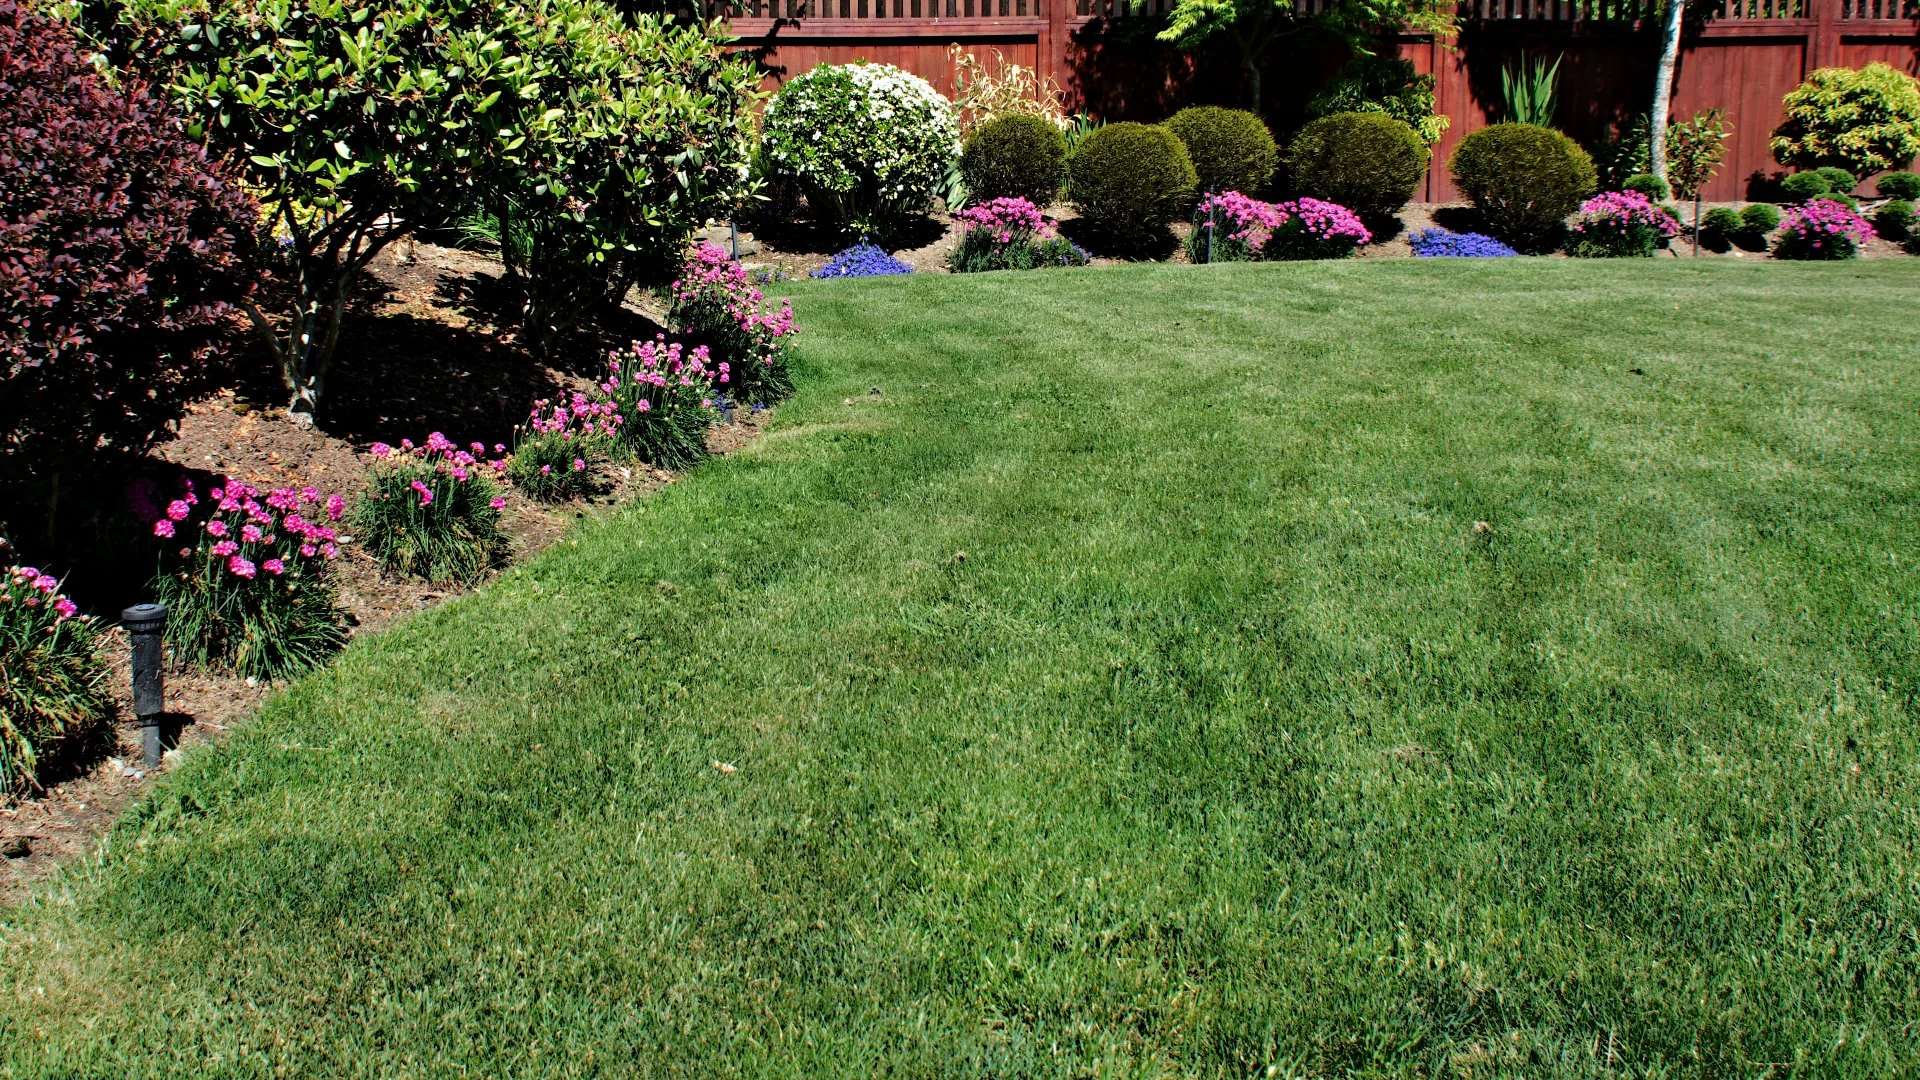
[1043,0,1070,109]
[1808,0,1839,71]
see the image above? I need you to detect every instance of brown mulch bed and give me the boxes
[0,241,773,903]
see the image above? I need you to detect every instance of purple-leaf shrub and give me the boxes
[132,476,348,680]
[0,564,110,793]
[1566,191,1681,257]
[350,434,511,586]
[595,338,720,470]
[1774,198,1876,260]
[0,3,255,516]
[670,243,797,406]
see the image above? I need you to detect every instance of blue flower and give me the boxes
[1409,229,1517,258]
[811,243,913,279]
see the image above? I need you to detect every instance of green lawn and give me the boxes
[4,259,1918,1077]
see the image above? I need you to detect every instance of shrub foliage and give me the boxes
[0,2,254,527]
[1164,107,1278,197]
[0,566,110,795]
[960,114,1068,207]
[1770,63,1920,177]
[1449,123,1597,252]
[1285,111,1428,220]
[1067,123,1198,245]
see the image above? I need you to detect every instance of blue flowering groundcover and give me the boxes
[811,243,913,279]
[1409,229,1518,258]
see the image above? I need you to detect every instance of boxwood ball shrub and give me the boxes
[1780,171,1835,201]
[1815,166,1859,193]
[1449,123,1598,252]
[1872,198,1915,241]
[960,114,1068,207]
[1565,191,1681,257]
[1877,171,1920,199]
[762,63,960,236]
[1067,123,1198,244]
[352,435,511,586]
[1622,173,1671,201]
[1285,111,1429,221]
[1164,107,1279,197]
[1774,198,1875,259]
[1699,206,1744,251]
[134,477,349,681]
[948,198,1090,272]
[0,566,110,795]
[1743,202,1783,233]
[1770,62,1920,177]
[0,2,255,531]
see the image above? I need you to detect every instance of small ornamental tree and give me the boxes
[1770,63,1920,177]
[1666,108,1730,254]
[1157,0,1455,113]
[104,0,522,420]
[0,2,254,532]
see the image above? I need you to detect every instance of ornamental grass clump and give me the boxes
[948,198,1090,272]
[1408,229,1518,257]
[597,339,720,470]
[1267,198,1372,259]
[1565,191,1681,257]
[0,566,111,795]
[133,477,349,680]
[669,243,798,406]
[1774,198,1875,259]
[1186,191,1286,262]
[811,244,914,278]
[352,435,510,587]
[509,394,621,502]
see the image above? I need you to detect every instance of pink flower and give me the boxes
[301,544,318,558]
[326,494,346,520]
[302,486,319,503]
[32,575,57,594]
[241,524,264,543]
[489,496,507,510]
[166,500,191,522]
[572,458,586,471]
[228,556,256,579]
[153,520,176,538]
[410,480,433,506]
[53,598,78,619]
[206,519,228,538]
[211,540,238,557]
[370,442,393,458]
[540,464,552,475]
[321,542,339,559]
[263,558,286,576]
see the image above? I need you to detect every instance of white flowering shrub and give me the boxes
[762,63,959,236]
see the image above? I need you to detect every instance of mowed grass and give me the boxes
[4,259,1919,1077]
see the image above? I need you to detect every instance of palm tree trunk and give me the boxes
[1649,0,1686,182]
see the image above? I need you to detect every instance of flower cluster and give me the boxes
[130,475,349,679]
[1775,197,1876,260]
[1188,191,1287,262]
[812,243,914,278]
[510,393,622,502]
[1566,191,1681,257]
[1270,198,1373,258]
[949,197,1089,273]
[353,434,510,586]
[2,565,110,794]
[596,338,721,470]
[670,243,797,405]
[1409,229,1519,258]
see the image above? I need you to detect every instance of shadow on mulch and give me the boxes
[747,210,946,255]
[1059,217,1180,261]
[1429,206,1489,235]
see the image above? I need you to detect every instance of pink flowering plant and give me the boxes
[0,565,111,794]
[948,197,1090,273]
[1187,191,1286,263]
[509,393,622,502]
[1267,198,1373,260]
[594,338,720,470]
[130,475,348,680]
[1774,197,1875,260]
[668,243,797,407]
[350,434,510,586]
[1565,190,1681,257]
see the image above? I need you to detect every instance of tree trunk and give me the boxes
[1649,0,1686,183]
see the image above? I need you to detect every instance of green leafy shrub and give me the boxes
[1770,63,1920,176]
[1285,111,1427,220]
[1449,123,1597,252]
[463,1,759,358]
[960,114,1067,207]
[1873,198,1915,241]
[509,395,620,502]
[1699,205,1743,251]
[135,477,349,681]
[1781,171,1833,201]
[1623,173,1670,201]
[1742,203,1783,233]
[0,566,110,795]
[1164,107,1278,197]
[669,244,798,408]
[1814,166,1859,193]
[1877,171,1920,199]
[596,340,718,469]
[762,63,960,237]
[0,3,255,537]
[1306,56,1449,146]
[1067,122,1197,246]
[352,436,510,587]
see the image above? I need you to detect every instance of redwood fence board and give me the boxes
[722,0,1920,201]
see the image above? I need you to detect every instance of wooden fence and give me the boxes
[718,0,1920,201]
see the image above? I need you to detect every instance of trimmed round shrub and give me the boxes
[1449,123,1597,252]
[1781,171,1834,201]
[1,2,255,529]
[1,565,111,795]
[1285,111,1428,220]
[1774,198,1875,259]
[960,114,1067,207]
[1699,205,1744,251]
[1742,203,1783,233]
[1814,166,1859,193]
[1770,63,1920,176]
[762,63,959,236]
[1623,173,1670,201]
[1164,106,1279,197]
[1876,171,1920,199]
[1873,198,1915,241]
[1067,122,1198,241]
